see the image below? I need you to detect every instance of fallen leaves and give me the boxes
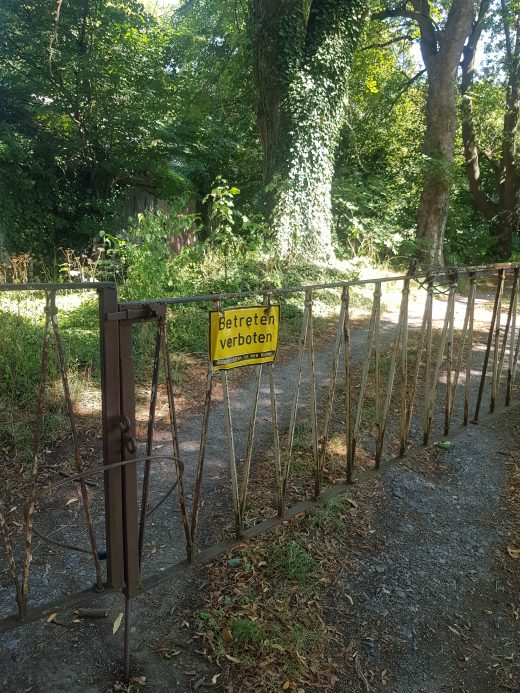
[113,612,124,635]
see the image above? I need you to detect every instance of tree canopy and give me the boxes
[0,0,517,267]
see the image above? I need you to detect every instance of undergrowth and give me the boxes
[0,232,372,477]
[179,490,372,692]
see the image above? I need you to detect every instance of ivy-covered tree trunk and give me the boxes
[252,0,367,257]
[413,0,474,267]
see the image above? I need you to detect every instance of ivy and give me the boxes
[253,0,368,256]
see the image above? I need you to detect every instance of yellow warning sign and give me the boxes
[209,304,280,371]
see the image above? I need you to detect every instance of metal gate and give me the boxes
[1,263,520,679]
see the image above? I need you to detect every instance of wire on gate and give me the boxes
[415,264,460,296]
[376,256,460,296]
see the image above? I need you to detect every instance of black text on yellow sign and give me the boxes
[209,304,280,371]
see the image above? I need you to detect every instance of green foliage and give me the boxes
[0,291,99,467]
[333,171,417,261]
[271,540,322,586]
[231,619,264,647]
[0,0,190,254]
[0,0,512,270]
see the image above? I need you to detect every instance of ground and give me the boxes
[1,282,519,691]
[329,412,520,692]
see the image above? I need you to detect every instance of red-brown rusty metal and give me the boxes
[496,270,519,405]
[2,264,520,647]
[161,319,192,557]
[20,292,53,617]
[473,269,505,422]
[138,319,163,565]
[49,293,104,591]
[190,370,213,560]
[99,284,125,590]
[351,282,381,468]
[343,287,354,484]
[507,269,519,405]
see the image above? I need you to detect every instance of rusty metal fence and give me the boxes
[1,263,520,678]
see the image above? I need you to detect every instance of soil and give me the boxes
[1,286,519,692]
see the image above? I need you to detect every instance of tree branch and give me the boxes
[379,67,426,120]
[362,33,414,50]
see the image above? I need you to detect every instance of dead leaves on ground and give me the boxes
[182,481,374,692]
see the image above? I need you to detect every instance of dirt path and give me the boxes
[330,410,520,693]
[0,288,518,691]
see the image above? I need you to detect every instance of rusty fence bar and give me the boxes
[1,264,520,672]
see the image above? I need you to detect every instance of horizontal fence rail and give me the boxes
[1,263,520,679]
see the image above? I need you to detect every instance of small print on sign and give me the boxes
[209,305,280,371]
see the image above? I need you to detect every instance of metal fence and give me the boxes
[0,263,519,679]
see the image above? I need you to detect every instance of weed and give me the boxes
[310,497,346,533]
[291,624,319,655]
[271,540,322,586]
[231,619,264,647]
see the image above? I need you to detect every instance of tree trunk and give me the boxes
[460,0,519,260]
[460,0,498,223]
[252,0,367,258]
[497,24,520,258]
[413,0,474,267]
[251,0,305,198]
[416,66,459,266]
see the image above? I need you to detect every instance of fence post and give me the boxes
[98,285,124,590]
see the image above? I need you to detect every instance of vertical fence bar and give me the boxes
[222,372,242,537]
[443,282,456,436]
[190,371,213,558]
[161,322,192,556]
[376,278,409,466]
[344,288,354,484]
[119,321,140,599]
[374,286,382,468]
[422,282,434,444]
[490,272,504,413]
[402,285,431,453]
[351,283,381,468]
[399,279,410,456]
[239,365,262,530]
[473,269,504,422]
[21,293,52,616]
[512,311,520,387]
[138,318,163,565]
[287,302,310,458]
[447,273,475,431]
[423,279,456,445]
[317,291,347,495]
[305,291,319,498]
[50,293,103,590]
[506,269,519,405]
[268,364,283,516]
[463,275,476,425]
[99,284,124,590]
[496,269,518,399]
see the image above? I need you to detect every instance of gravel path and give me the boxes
[331,410,520,692]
